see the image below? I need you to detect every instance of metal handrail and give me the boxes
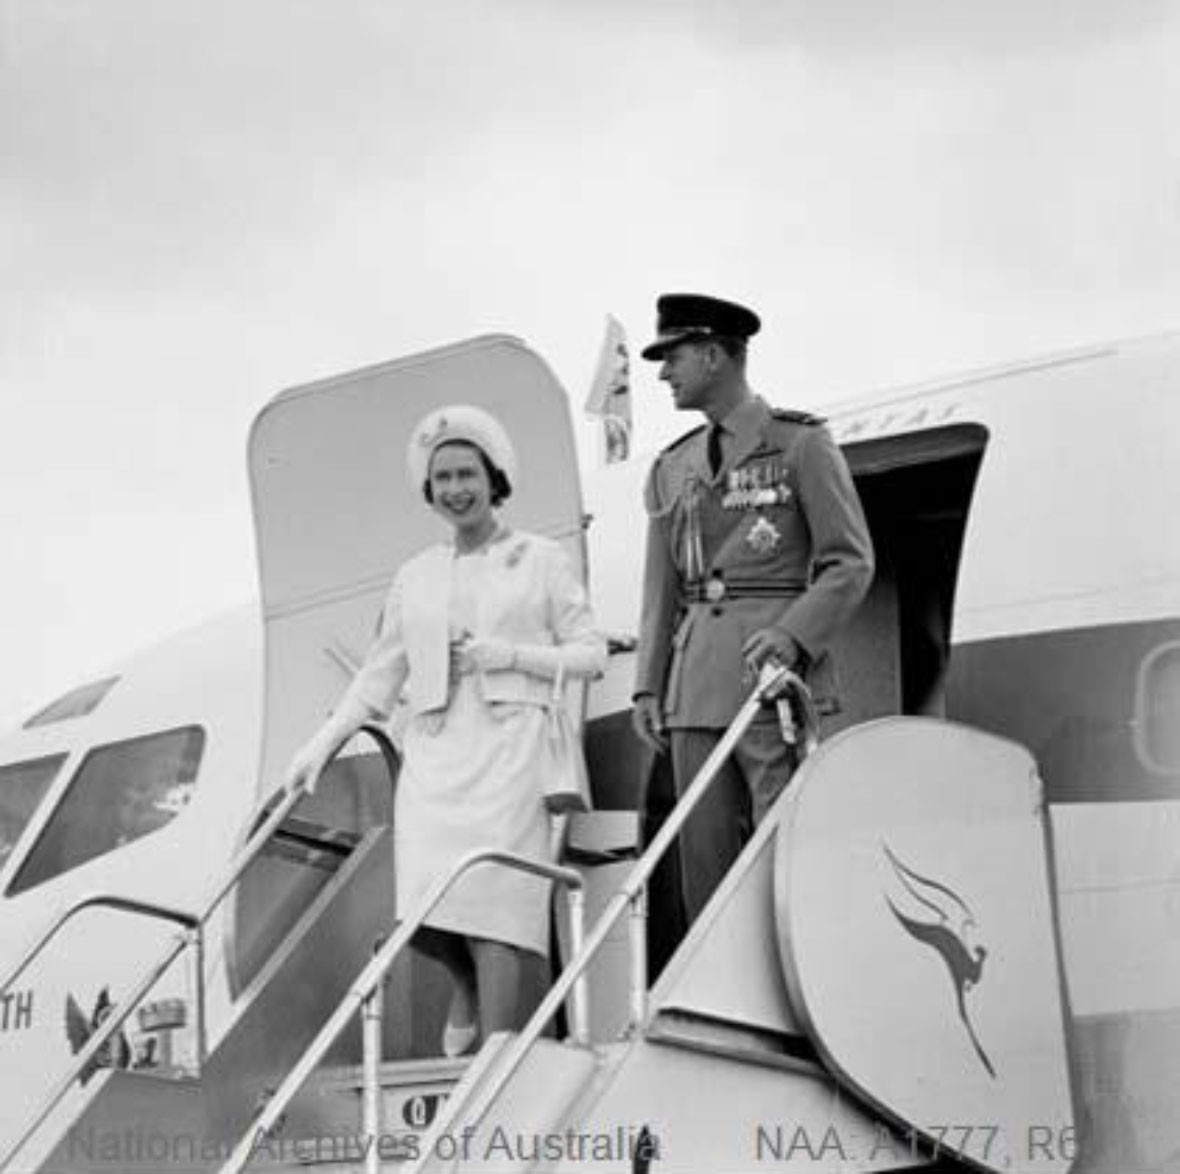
[418,662,813,1168]
[0,780,306,1012]
[0,926,198,1173]
[0,724,399,1173]
[0,895,198,1000]
[0,785,309,1173]
[202,723,398,924]
[0,723,396,1004]
[216,847,585,1174]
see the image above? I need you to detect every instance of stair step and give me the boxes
[410,1035,599,1173]
[272,1056,471,1165]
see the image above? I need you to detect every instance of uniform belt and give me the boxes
[681,577,805,604]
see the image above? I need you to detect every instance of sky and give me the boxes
[2,0,1180,729]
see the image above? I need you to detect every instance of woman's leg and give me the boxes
[415,928,478,1044]
[414,927,475,987]
[469,937,535,1036]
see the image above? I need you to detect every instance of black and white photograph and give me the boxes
[1,2,1179,1171]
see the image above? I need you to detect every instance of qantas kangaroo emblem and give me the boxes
[881,842,995,1078]
[64,986,132,1084]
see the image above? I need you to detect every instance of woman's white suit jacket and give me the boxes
[335,531,605,726]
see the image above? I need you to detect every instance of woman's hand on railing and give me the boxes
[284,726,342,797]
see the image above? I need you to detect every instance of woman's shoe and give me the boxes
[442,1016,478,1059]
[442,983,478,1058]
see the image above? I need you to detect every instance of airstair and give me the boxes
[196,665,810,1174]
[0,726,444,1174]
[0,668,1078,1174]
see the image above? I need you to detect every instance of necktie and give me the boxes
[707,425,724,477]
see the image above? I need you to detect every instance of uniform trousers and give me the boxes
[669,711,797,922]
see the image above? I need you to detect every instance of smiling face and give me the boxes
[427,441,496,538]
[658,339,719,412]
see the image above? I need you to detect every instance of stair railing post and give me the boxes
[361,937,385,1174]
[627,884,649,1031]
[566,886,589,1046]
[190,925,208,1066]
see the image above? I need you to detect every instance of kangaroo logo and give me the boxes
[881,843,995,1078]
[64,986,132,1084]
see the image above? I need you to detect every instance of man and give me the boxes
[632,293,874,922]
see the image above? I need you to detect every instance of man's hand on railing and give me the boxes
[741,627,803,678]
[756,659,820,754]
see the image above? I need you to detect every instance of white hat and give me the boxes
[406,404,518,493]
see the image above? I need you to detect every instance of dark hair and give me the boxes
[423,440,512,506]
[708,334,748,363]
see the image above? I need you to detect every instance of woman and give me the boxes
[284,404,606,1056]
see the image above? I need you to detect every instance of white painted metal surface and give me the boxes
[776,718,1074,1172]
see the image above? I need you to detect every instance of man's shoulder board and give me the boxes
[770,408,826,426]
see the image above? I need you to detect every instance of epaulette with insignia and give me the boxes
[770,408,826,426]
[658,423,706,456]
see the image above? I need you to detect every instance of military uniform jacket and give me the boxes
[634,396,874,729]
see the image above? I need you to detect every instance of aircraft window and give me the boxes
[7,727,204,896]
[23,676,120,728]
[0,754,67,871]
[1134,641,1180,776]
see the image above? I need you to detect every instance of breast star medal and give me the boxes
[745,515,782,554]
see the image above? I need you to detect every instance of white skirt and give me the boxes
[395,677,553,956]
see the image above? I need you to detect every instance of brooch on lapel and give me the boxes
[504,538,527,568]
[745,515,782,554]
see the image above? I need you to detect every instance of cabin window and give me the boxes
[0,754,67,871]
[1134,641,1180,776]
[23,676,120,728]
[7,727,204,895]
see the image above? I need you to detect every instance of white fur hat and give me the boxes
[406,403,518,493]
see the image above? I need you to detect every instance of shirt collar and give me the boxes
[715,395,769,443]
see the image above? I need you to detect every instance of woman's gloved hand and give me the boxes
[284,723,347,796]
[458,636,517,673]
[455,636,604,680]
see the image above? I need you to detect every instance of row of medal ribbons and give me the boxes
[721,459,793,510]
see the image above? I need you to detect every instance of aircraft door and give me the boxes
[247,333,587,803]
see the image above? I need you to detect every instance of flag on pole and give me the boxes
[584,314,632,464]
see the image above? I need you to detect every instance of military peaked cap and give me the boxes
[640,293,761,360]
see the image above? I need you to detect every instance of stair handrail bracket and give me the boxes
[216,848,586,1174]
[427,661,811,1166]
